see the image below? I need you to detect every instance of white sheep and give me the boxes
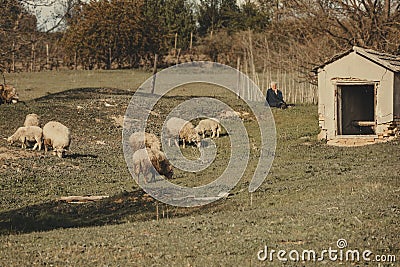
[129,132,161,152]
[7,126,43,150]
[195,118,221,138]
[24,113,41,127]
[132,148,173,184]
[165,117,201,148]
[43,121,71,158]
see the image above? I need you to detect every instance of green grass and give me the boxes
[6,69,151,101]
[0,70,399,266]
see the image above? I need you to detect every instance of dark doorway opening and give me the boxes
[337,84,375,135]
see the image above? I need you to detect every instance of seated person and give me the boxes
[266,81,287,109]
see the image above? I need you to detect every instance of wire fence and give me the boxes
[237,66,318,104]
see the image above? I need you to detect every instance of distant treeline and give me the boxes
[1,0,400,81]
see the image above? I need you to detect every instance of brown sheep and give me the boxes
[195,118,221,138]
[165,117,201,148]
[129,132,161,152]
[132,148,173,184]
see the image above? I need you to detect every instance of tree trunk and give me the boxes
[11,41,15,72]
[30,42,36,72]
[384,0,391,21]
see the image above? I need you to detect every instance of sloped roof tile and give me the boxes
[313,46,400,73]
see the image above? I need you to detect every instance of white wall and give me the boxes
[318,52,394,139]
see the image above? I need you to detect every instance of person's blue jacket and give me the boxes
[266,88,285,108]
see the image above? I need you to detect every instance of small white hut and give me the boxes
[314,46,400,145]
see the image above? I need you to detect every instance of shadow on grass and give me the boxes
[65,153,98,159]
[34,87,133,102]
[0,190,223,235]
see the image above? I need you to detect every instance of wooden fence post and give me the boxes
[46,43,49,66]
[237,56,241,99]
[151,53,158,94]
[30,42,36,72]
[189,31,193,50]
[74,51,77,70]
[11,41,15,72]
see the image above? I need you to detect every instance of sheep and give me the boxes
[129,132,161,152]
[0,84,19,104]
[165,117,201,148]
[43,121,71,158]
[24,113,41,127]
[195,118,221,138]
[132,148,173,184]
[7,126,43,150]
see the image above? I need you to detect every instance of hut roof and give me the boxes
[313,46,400,73]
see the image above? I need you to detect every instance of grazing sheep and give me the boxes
[132,148,173,183]
[24,113,41,127]
[43,121,71,158]
[165,117,201,148]
[0,84,19,104]
[7,126,43,150]
[195,118,221,138]
[129,132,161,152]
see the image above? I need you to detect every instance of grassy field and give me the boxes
[0,70,399,266]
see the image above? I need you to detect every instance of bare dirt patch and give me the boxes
[0,146,40,161]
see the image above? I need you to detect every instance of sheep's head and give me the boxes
[194,125,201,135]
[189,131,202,147]
[162,160,174,179]
[6,136,14,144]
[55,148,67,158]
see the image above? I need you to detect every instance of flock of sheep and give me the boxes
[5,111,221,184]
[129,117,222,184]
[6,113,71,158]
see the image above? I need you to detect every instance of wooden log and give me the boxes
[59,195,109,203]
[351,121,375,127]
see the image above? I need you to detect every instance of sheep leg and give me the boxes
[21,137,27,149]
[141,162,148,184]
[217,128,220,138]
[32,143,38,150]
[211,130,215,138]
[143,173,149,184]
[34,137,42,151]
[174,138,179,148]
[133,165,140,184]
[182,139,186,148]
